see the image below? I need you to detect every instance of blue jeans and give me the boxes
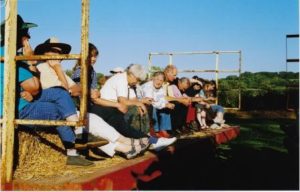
[211,105,225,113]
[36,87,77,119]
[19,100,76,146]
[152,108,172,132]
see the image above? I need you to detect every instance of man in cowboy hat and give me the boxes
[0,16,96,166]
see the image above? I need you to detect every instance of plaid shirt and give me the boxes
[72,66,98,89]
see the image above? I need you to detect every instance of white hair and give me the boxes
[127,64,147,81]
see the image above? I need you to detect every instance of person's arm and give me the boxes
[22,37,37,66]
[118,96,147,115]
[20,76,40,96]
[92,97,128,114]
[69,84,81,96]
[165,96,191,106]
[20,91,34,102]
[48,60,69,90]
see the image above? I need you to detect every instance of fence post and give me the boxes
[1,0,18,183]
[79,0,90,124]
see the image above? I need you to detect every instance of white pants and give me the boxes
[77,111,121,157]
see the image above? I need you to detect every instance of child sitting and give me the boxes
[34,37,107,146]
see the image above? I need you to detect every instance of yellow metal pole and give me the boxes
[1,0,18,183]
[79,0,90,124]
[0,54,81,62]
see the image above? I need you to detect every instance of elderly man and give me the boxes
[163,65,192,135]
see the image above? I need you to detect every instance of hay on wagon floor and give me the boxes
[13,126,126,183]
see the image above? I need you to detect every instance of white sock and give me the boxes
[74,127,83,135]
[67,149,79,156]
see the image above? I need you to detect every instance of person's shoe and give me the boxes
[159,131,171,138]
[66,155,94,166]
[75,133,109,149]
[149,137,177,151]
[118,145,141,160]
[210,123,222,129]
[189,121,199,131]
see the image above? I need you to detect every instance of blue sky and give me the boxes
[1,0,299,78]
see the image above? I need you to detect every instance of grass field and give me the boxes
[138,117,299,190]
[213,117,299,190]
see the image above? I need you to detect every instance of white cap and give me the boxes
[110,67,124,74]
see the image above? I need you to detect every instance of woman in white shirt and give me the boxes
[140,72,175,138]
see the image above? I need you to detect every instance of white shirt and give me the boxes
[36,62,75,89]
[100,72,129,102]
[140,81,167,109]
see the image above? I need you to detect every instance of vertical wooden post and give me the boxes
[79,0,90,124]
[1,0,18,183]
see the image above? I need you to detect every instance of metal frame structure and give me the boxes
[285,34,299,71]
[148,51,242,110]
[1,0,90,183]
[285,34,299,110]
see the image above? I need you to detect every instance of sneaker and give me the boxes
[210,123,222,129]
[66,155,94,166]
[149,137,177,151]
[75,133,109,149]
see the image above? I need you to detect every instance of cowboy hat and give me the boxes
[0,15,38,46]
[34,37,71,55]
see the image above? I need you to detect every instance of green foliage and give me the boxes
[218,71,299,109]
[65,69,73,77]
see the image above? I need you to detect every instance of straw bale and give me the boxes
[14,127,67,180]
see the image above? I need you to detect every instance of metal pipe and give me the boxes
[149,50,241,56]
[148,50,242,109]
[148,53,152,78]
[0,54,81,62]
[179,69,240,73]
[15,119,80,127]
[1,0,18,183]
[169,54,173,65]
[79,0,90,125]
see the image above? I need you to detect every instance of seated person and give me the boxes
[200,80,227,129]
[138,71,175,138]
[163,66,191,135]
[33,37,107,145]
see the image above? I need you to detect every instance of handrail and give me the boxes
[0,54,81,62]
